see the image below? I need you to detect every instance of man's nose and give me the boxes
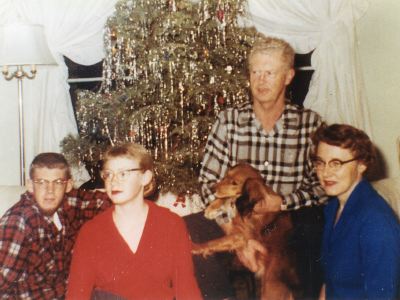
[46,182,55,193]
[259,72,268,81]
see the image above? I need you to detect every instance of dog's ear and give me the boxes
[236,189,251,218]
[236,178,264,217]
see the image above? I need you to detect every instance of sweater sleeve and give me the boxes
[360,212,400,299]
[66,223,97,299]
[172,216,203,300]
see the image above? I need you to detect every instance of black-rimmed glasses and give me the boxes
[312,157,359,172]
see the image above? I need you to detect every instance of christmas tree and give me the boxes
[62,0,257,195]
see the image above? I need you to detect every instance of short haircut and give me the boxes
[102,143,154,172]
[29,152,71,179]
[312,123,376,169]
[248,34,295,70]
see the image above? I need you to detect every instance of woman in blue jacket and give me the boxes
[312,123,400,300]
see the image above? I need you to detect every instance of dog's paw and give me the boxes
[191,244,212,257]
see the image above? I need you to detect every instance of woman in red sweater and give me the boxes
[66,143,202,300]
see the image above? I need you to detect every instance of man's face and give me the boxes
[249,51,294,108]
[27,167,73,216]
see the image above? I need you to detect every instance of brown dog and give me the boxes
[192,163,300,300]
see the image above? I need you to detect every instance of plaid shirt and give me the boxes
[199,101,325,210]
[0,189,111,299]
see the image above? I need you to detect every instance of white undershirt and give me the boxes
[53,212,62,231]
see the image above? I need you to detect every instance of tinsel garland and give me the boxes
[61,0,258,195]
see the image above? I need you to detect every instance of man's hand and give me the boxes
[236,239,267,273]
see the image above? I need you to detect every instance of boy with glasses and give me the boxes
[0,152,111,299]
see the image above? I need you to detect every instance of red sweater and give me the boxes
[66,201,202,300]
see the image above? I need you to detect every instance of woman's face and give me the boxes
[315,142,366,202]
[102,156,152,205]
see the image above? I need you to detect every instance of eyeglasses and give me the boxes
[100,168,142,182]
[32,179,69,189]
[312,157,359,172]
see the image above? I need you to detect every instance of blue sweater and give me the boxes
[321,179,400,299]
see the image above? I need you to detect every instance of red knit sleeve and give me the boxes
[172,215,203,300]
[66,222,97,299]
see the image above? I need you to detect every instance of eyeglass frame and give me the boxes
[100,168,143,182]
[31,178,69,189]
[311,156,360,172]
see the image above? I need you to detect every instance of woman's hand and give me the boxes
[318,284,326,300]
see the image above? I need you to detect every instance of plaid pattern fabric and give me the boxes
[199,101,326,210]
[0,189,110,299]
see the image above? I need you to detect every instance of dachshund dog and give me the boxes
[192,163,301,300]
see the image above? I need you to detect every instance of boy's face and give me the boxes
[27,167,73,216]
[102,156,152,205]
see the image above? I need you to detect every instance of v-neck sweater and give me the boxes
[66,201,202,300]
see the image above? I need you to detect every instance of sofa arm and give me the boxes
[0,186,26,217]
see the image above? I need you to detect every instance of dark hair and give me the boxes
[312,123,376,169]
[29,152,71,179]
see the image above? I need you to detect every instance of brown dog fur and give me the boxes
[192,163,300,300]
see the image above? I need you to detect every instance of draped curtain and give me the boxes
[240,0,372,135]
[0,0,118,184]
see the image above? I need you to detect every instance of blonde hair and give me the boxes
[103,143,155,196]
[103,143,154,172]
[248,35,295,70]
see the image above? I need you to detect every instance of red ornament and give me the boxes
[216,9,224,22]
[173,193,186,208]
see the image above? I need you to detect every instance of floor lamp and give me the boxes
[0,23,57,186]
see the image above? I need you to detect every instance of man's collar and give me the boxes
[237,101,300,129]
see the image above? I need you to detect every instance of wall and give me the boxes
[357,0,400,178]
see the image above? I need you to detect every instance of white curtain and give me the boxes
[241,0,372,135]
[0,0,118,185]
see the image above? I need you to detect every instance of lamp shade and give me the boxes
[0,23,56,66]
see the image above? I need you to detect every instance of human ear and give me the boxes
[65,179,73,193]
[27,179,34,193]
[357,162,367,175]
[142,170,153,187]
[285,68,295,85]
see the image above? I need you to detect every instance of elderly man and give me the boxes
[188,35,325,299]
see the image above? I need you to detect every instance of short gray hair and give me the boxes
[248,35,295,70]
